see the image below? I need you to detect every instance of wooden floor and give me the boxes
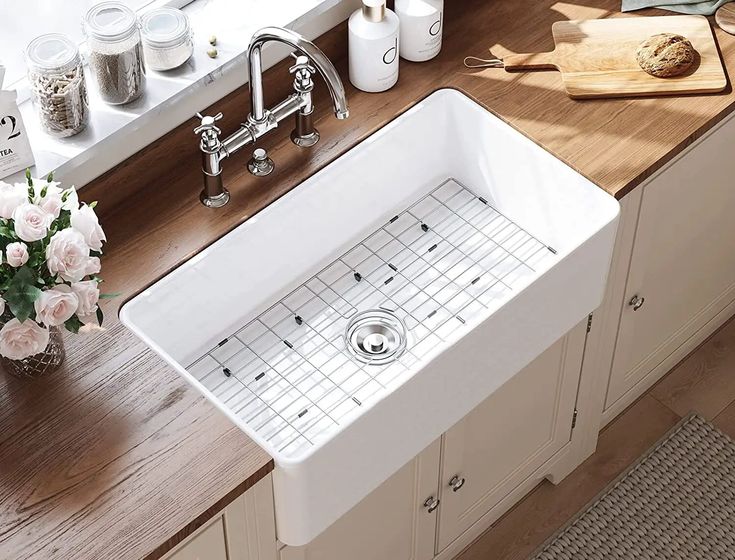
[456,315,735,560]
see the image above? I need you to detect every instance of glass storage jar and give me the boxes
[140,7,193,71]
[84,1,146,105]
[26,34,89,137]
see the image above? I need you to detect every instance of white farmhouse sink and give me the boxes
[121,88,619,546]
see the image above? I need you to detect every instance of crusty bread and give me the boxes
[636,33,695,78]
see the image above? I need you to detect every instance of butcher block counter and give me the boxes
[1,0,734,558]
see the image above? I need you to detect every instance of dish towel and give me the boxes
[622,0,732,15]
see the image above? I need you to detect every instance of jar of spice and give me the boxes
[26,34,89,137]
[140,8,193,71]
[84,1,146,105]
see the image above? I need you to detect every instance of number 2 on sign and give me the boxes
[1,115,20,140]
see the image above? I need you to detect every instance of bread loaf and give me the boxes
[636,33,695,78]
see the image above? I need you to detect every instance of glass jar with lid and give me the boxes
[140,8,194,71]
[84,1,146,105]
[26,33,89,137]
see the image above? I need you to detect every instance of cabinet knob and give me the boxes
[449,475,466,492]
[423,496,440,513]
[629,295,645,311]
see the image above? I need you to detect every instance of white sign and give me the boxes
[0,65,34,179]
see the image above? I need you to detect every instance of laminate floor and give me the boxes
[455,316,735,560]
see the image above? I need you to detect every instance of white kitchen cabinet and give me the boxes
[165,516,229,560]
[164,474,278,560]
[436,327,586,551]
[604,112,735,418]
[280,439,441,560]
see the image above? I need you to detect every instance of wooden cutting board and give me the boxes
[504,15,727,99]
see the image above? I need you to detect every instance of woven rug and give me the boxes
[531,414,735,559]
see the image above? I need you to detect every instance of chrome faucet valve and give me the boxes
[289,54,316,93]
[289,54,320,148]
[194,112,223,146]
[194,112,230,208]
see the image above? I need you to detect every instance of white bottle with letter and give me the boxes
[395,0,443,62]
[348,0,400,93]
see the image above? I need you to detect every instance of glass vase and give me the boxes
[0,326,65,378]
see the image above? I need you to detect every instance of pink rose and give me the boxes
[0,318,49,360]
[85,256,101,276]
[71,280,99,317]
[46,229,96,282]
[5,242,29,268]
[34,285,79,327]
[0,182,27,220]
[71,204,106,251]
[12,203,53,242]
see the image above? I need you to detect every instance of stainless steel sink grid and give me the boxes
[187,179,557,459]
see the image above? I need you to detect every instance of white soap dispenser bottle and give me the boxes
[394,0,443,62]
[348,0,400,93]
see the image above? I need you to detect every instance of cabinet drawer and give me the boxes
[165,516,228,560]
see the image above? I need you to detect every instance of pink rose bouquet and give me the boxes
[0,171,107,360]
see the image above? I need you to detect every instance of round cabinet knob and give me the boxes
[449,475,466,492]
[629,295,645,311]
[423,496,440,513]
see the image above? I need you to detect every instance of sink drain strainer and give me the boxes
[345,309,407,365]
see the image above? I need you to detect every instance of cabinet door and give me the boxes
[164,517,229,560]
[605,116,735,409]
[437,328,585,551]
[164,474,278,560]
[280,439,441,560]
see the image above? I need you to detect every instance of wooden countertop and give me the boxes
[2,0,735,558]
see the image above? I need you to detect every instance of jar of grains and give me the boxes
[84,1,146,105]
[26,34,89,137]
[140,8,193,71]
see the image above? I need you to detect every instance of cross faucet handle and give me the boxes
[289,54,316,75]
[194,112,223,136]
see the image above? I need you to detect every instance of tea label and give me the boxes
[0,87,35,179]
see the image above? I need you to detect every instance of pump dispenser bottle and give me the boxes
[348,0,400,93]
[395,0,443,62]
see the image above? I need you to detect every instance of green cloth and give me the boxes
[622,0,732,15]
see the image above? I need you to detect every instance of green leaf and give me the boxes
[89,201,98,209]
[65,315,83,334]
[0,223,15,240]
[96,307,104,326]
[5,266,41,322]
[99,292,120,300]
[25,168,32,186]
[27,250,44,269]
[46,171,54,182]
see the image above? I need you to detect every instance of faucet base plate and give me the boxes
[291,129,320,148]
[200,189,231,208]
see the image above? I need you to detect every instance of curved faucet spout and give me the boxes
[248,27,349,122]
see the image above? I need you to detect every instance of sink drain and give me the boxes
[345,309,407,365]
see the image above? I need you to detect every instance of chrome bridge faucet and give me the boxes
[194,27,349,207]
